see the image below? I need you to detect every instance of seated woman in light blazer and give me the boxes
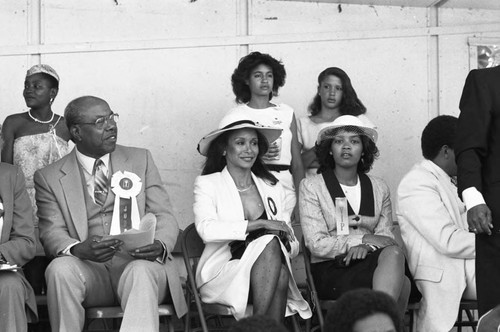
[299,115,410,314]
[193,112,311,323]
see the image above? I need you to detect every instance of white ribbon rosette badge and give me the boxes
[110,171,142,235]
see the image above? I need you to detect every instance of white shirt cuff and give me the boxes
[60,242,80,257]
[462,187,486,211]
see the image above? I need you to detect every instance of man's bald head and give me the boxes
[64,96,110,130]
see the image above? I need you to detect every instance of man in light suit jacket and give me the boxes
[0,163,37,331]
[397,115,476,332]
[34,96,187,332]
[456,65,500,315]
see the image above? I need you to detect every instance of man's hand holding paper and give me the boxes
[102,212,158,258]
[130,240,164,261]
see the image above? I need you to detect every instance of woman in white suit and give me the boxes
[193,112,311,323]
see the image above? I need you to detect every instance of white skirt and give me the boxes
[199,234,312,320]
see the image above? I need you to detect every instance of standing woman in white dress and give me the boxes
[193,112,311,323]
[1,64,71,294]
[297,67,371,176]
[227,52,304,221]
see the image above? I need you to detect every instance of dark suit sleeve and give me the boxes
[144,150,179,256]
[0,166,36,266]
[456,69,492,196]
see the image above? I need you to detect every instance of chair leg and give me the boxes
[290,314,301,332]
[409,308,416,332]
[184,310,191,332]
[167,318,175,332]
[457,309,463,332]
[304,314,311,332]
[465,309,477,332]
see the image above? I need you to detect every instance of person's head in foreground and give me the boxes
[228,315,288,332]
[324,288,404,332]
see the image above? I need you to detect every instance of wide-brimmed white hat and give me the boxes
[317,115,378,144]
[197,111,282,156]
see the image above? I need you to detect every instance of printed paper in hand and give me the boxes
[102,212,156,251]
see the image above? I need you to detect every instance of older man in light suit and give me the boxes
[397,115,476,332]
[0,163,37,331]
[34,96,187,332]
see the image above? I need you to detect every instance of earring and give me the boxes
[222,151,226,156]
[329,151,333,155]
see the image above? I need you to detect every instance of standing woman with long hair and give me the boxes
[228,52,304,221]
[1,64,71,293]
[298,67,372,176]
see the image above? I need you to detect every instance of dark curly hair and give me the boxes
[201,129,278,185]
[309,67,366,116]
[324,289,404,332]
[421,115,458,160]
[315,127,379,174]
[231,52,286,104]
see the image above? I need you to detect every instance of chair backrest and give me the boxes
[301,237,326,331]
[182,223,205,258]
[301,238,314,286]
[181,223,210,332]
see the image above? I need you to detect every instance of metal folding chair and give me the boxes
[301,237,336,332]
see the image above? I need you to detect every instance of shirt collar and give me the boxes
[75,148,110,175]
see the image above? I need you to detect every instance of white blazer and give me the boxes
[397,159,475,332]
[193,167,299,288]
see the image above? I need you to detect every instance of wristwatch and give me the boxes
[365,244,379,252]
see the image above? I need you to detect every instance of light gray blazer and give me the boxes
[397,159,475,332]
[299,172,395,263]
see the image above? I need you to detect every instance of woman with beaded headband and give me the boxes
[1,64,71,294]
[299,115,410,315]
[194,111,311,323]
[227,51,305,223]
[298,67,374,176]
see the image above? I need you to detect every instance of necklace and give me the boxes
[28,110,55,124]
[236,183,254,193]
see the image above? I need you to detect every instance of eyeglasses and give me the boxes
[77,113,119,129]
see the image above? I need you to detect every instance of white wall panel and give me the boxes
[0,56,31,121]
[250,1,428,35]
[42,0,238,44]
[1,1,29,46]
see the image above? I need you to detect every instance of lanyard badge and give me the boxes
[335,197,349,235]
